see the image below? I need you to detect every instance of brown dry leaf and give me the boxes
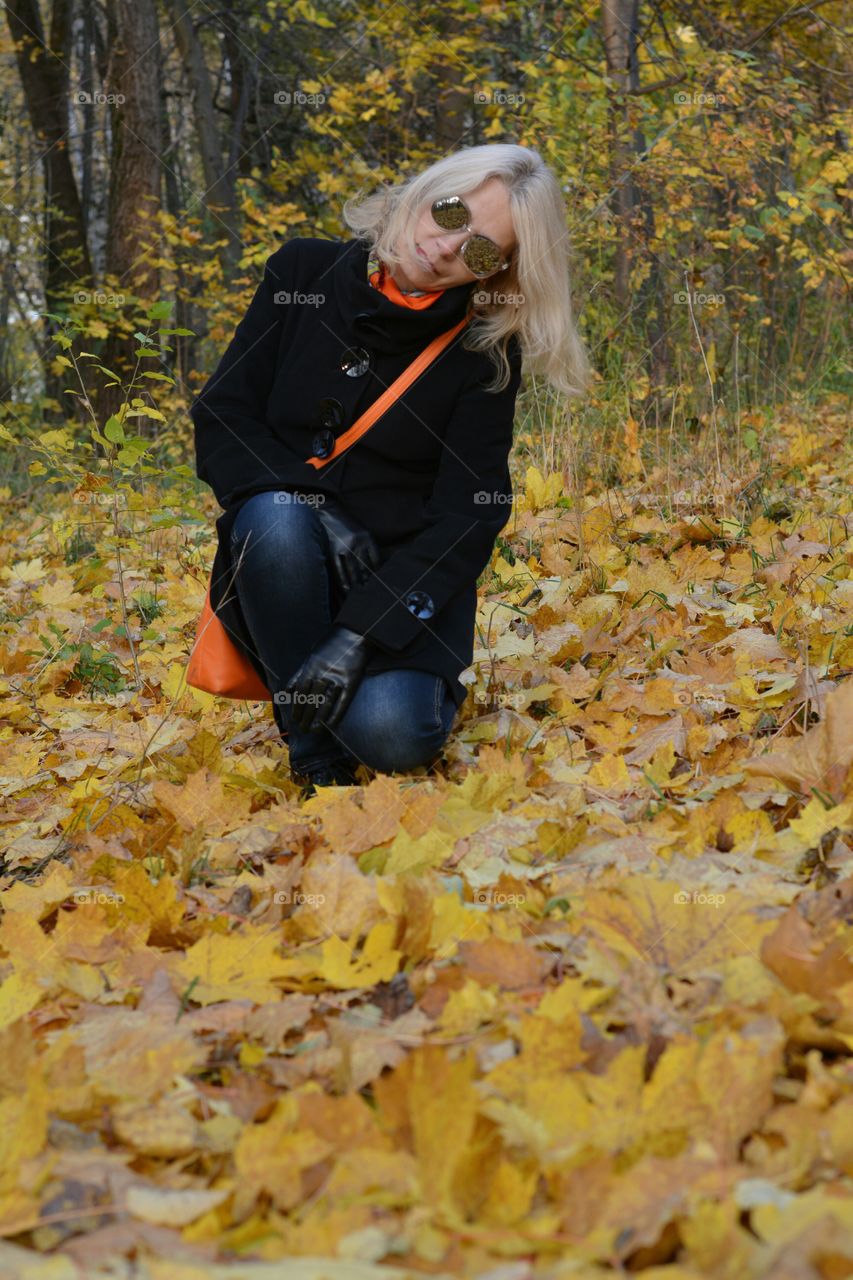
[152,767,252,835]
[313,777,406,853]
[760,901,853,1013]
[743,676,853,801]
[457,936,551,991]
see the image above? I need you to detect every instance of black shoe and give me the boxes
[297,760,359,797]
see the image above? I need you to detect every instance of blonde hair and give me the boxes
[341,143,592,399]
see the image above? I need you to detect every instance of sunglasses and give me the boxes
[429,196,511,277]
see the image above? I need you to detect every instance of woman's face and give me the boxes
[391,176,517,292]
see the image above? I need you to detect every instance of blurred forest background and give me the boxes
[0,0,850,497]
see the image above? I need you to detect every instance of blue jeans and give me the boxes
[228,490,458,776]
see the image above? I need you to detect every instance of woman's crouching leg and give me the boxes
[333,669,458,775]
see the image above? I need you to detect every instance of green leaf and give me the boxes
[104,418,126,443]
[543,896,571,914]
[147,301,172,320]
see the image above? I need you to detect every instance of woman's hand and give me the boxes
[282,626,373,732]
[316,498,381,595]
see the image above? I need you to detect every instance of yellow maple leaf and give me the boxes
[789,798,852,846]
[644,741,678,788]
[177,928,291,1004]
[0,971,44,1032]
[382,825,455,875]
[0,1075,48,1198]
[234,1097,333,1215]
[319,919,400,989]
[587,753,632,788]
[524,465,564,513]
[1,557,46,584]
[437,979,499,1037]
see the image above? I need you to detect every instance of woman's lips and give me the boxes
[416,245,434,271]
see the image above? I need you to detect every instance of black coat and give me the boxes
[190,235,524,710]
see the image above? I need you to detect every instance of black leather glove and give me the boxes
[315,497,381,595]
[282,626,373,733]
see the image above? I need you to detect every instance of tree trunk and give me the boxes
[99,0,163,423]
[431,14,470,150]
[165,0,242,275]
[5,0,93,416]
[601,0,670,405]
[600,0,640,310]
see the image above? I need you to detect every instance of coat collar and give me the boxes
[331,237,474,356]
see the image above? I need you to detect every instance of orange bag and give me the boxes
[186,581,271,700]
[186,313,469,700]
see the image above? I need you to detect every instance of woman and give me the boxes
[191,143,591,794]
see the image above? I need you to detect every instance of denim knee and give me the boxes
[336,676,456,774]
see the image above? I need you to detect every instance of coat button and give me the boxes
[312,428,336,458]
[340,346,371,377]
[317,396,343,429]
[404,590,434,619]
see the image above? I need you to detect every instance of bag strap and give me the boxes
[305,313,469,471]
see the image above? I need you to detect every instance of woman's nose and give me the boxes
[432,232,467,261]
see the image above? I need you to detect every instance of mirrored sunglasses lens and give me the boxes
[463,238,502,276]
[431,197,468,231]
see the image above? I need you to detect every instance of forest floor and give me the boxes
[1,397,852,1279]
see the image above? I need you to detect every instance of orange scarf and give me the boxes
[367,255,445,310]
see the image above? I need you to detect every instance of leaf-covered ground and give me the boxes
[1,400,852,1279]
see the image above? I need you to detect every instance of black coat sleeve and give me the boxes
[190,241,296,510]
[332,336,523,653]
